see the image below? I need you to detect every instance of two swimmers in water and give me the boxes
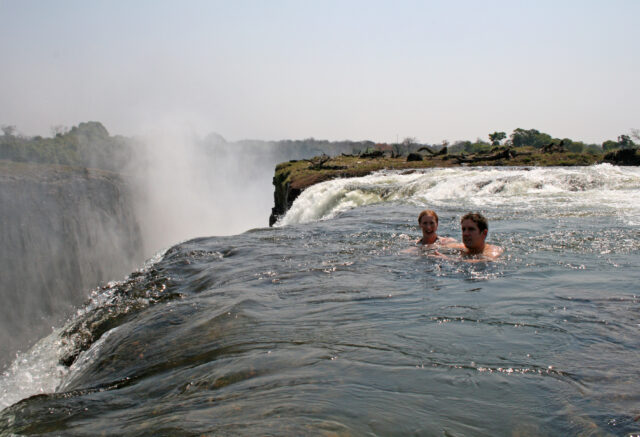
[416,209,503,261]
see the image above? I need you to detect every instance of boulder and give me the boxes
[602,148,640,166]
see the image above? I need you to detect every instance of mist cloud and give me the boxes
[125,124,277,255]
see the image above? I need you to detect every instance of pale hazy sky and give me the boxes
[1,0,638,144]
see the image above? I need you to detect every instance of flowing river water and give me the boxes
[1,164,639,436]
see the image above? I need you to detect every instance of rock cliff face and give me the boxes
[269,164,301,226]
[0,161,144,366]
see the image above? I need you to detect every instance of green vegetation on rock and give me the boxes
[269,135,640,225]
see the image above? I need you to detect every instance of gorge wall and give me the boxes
[0,160,144,367]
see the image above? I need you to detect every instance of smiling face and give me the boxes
[419,214,438,236]
[461,219,487,252]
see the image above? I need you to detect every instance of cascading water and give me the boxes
[1,165,639,436]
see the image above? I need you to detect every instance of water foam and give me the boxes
[0,248,169,411]
[0,329,69,410]
[276,165,640,225]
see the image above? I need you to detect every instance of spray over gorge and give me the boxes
[0,123,371,367]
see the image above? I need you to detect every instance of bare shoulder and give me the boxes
[484,244,503,259]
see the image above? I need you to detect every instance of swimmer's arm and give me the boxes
[401,246,420,254]
[438,236,459,245]
[441,241,464,249]
[427,250,454,260]
[460,257,489,263]
[462,245,504,262]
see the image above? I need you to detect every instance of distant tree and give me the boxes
[604,134,637,151]
[402,137,417,147]
[50,125,69,137]
[563,139,585,153]
[488,131,506,146]
[391,143,403,158]
[471,140,491,153]
[584,144,602,154]
[617,134,635,149]
[70,121,109,139]
[1,125,16,137]
[510,128,552,148]
[631,128,640,143]
[447,140,488,155]
[449,141,470,154]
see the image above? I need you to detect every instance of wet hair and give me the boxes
[461,212,488,232]
[418,209,439,224]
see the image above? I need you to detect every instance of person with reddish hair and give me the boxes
[416,209,456,246]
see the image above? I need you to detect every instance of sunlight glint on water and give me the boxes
[1,165,639,436]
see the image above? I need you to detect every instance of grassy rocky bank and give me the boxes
[269,146,640,225]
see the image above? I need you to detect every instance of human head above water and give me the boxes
[418,209,439,224]
[460,212,488,233]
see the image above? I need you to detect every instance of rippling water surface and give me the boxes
[1,165,639,436]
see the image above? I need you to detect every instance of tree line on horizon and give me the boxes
[1,122,638,171]
[0,122,132,172]
[434,128,638,156]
